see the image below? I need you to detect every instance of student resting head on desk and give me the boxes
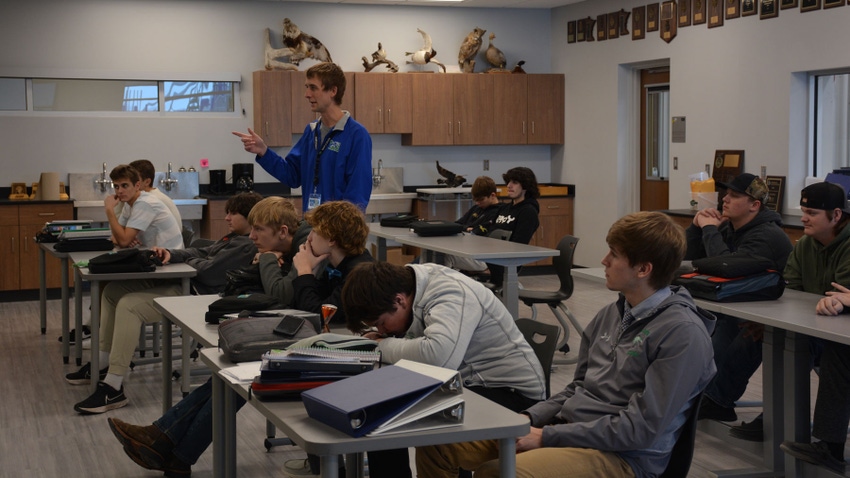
[414,211,716,478]
[341,260,546,478]
[103,199,373,478]
[66,192,264,416]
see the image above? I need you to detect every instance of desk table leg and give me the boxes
[211,374,226,478]
[162,315,173,413]
[39,247,47,334]
[320,455,339,478]
[784,330,812,475]
[376,237,387,262]
[345,453,362,478]
[762,326,785,474]
[498,437,517,478]
[502,266,520,320]
[180,278,191,397]
[74,267,83,366]
[60,257,70,363]
[89,281,101,395]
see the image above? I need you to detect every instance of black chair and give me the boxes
[517,235,583,364]
[660,393,703,478]
[515,318,560,398]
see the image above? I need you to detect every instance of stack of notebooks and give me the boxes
[250,347,382,399]
[302,359,465,437]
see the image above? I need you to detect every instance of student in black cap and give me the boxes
[779,181,850,473]
[685,173,793,427]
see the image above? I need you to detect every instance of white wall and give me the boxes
[0,0,553,188]
[553,0,850,266]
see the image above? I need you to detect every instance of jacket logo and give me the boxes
[626,329,650,357]
[328,140,341,153]
[495,215,515,224]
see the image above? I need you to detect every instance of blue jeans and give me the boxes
[154,379,246,465]
[703,314,763,408]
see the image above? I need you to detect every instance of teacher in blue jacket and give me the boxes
[233,62,373,213]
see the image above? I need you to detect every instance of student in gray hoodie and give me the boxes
[417,211,716,478]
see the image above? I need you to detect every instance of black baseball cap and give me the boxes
[800,181,850,212]
[718,173,769,203]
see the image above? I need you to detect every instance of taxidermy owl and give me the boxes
[458,27,486,73]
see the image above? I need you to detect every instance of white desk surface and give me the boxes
[153,294,221,348]
[201,347,529,478]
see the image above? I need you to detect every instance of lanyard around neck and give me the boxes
[313,125,338,187]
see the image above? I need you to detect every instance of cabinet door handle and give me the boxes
[11,236,15,250]
[265,121,269,138]
[448,122,452,137]
[531,121,536,135]
[378,107,382,126]
[457,121,461,136]
[39,212,56,217]
[522,121,526,135]
[387,108,392,125]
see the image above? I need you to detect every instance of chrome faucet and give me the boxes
[94,162,111,192]
[372,159,384,188]
[160,162,179,192]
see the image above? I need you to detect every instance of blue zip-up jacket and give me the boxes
[256,112,373,212]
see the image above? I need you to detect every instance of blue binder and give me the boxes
[301,364,445,437]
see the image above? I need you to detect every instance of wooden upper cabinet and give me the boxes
[527,74,564,145]
[290,71,356,134]
[353,74,412,134]
[404,74,454,146]
[493,74,528,145]
[453,74,494,145]
[253,70,291,147]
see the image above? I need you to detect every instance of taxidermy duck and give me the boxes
[436,161,467,188]
[511,60,527,74]
[458,27,486,73]
[406,28,446,73]
[485,32,506,70]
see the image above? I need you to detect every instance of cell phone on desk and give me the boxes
[273,315,305,337]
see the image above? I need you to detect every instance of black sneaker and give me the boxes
[697,396,737,422]
[65,362,108,385]
[780,440,847,474]
[57,325,92,345]
[729,415,764,442]
[74,382,128,414]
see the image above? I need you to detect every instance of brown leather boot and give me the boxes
[162,454,192,477]
[107,417,174,470]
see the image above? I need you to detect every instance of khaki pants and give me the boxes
[416,438,636,478]
[99,279,182,376]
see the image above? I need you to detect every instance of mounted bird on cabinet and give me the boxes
[458,27,486,73]
[485,32,507,71]
[405,28,446,73]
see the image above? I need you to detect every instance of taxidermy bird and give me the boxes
[406,28,446,73]
[436,161,467,188]
[458,27,486,73]
[511,60,527,74]
[485,32,506,70]
[265,18,333,70]
[362,42,399,72]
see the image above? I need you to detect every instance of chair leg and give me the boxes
[529,304,539,321]
[551,303,582,365]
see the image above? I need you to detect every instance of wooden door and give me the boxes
[405,74,453,146]
[382,74,412,134]
[0,206,19,291]
[639,69,670,211]
[493,74,528,145]
[453,74,494,145]
[252,70,291,147]
[353,73,384,132]
[527,75,565,145]
[19,204,73,289]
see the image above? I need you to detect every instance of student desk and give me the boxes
[573,268,847,477]
[153,294,220,411]
[68,251,197,394]
[38,242,72,361]
[200,347,530,478]
[368,223,559,320]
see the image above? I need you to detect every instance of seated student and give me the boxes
[341,260,546,478]
[66,192,264,414]
[104,164,183,249]
[443,168,540,283]
[128,159,182,228]
[443,175,503,271]
[105,199,370,478]
[684,173,793,425]
[415,211,716,478]
[707,181,850,442]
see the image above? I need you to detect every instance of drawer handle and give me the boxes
[39,212,56,217]
[547,205,560,209]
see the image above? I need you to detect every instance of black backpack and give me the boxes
[205,293,284,324]
[88,249,160,274]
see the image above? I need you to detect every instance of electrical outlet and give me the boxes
[673,157,678,170]
[483,159,489,171]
